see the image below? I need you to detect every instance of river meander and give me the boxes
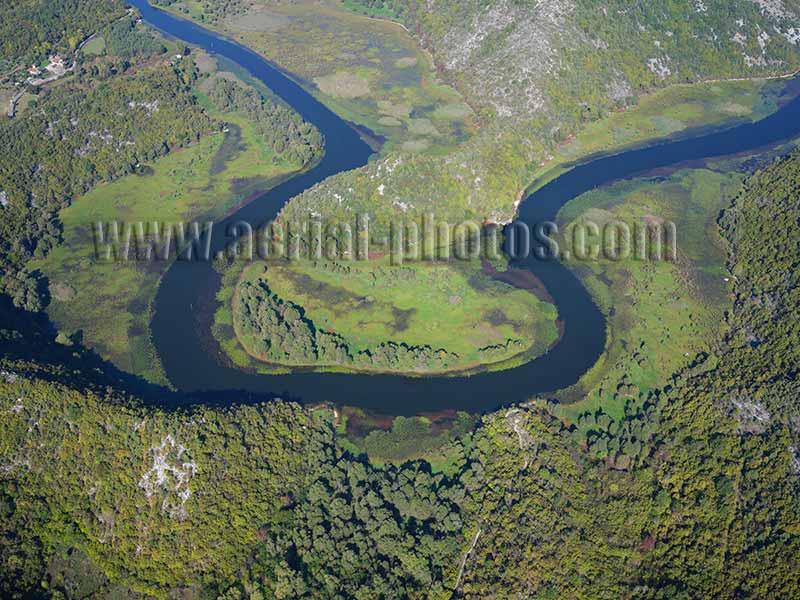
[132,0,800,414]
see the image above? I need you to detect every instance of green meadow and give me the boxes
[213,257,558,375]
[81,35,106,56]
[552,139,800,424]
[32,107,301,384]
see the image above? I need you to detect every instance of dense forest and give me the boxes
[2,147,800,598]
[207,78,323,167]
[101,18,169,59]
[153,0,248,25]
[0,0,126,71]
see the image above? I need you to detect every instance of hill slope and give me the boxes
[2,147,800,597]
[278,0,800,237]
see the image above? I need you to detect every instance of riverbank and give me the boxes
[31,70,308,383]
[153,0,476,157]
[137,0,800,415]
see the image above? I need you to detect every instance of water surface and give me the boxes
[133,0,800,414]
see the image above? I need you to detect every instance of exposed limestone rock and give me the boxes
[749,0,793,20]
[647,57,672,79]
[436,0,574,119]
[139,434,198,521]
[730,396,771,434]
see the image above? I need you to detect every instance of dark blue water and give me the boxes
[135,0,800,414]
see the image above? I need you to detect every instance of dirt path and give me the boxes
[453,527,482,592]
[7,90,24,118]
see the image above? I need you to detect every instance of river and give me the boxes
[132,0,800,415]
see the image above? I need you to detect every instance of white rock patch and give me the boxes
[127,100,159,115]
[731,397,771,433]
[1,370,18,383]
[790,446,800,474]
[139,434,198,520]
[8,397,24,414]
[647,57,672,79]
[784,27,800,44]
[749,0,792,20]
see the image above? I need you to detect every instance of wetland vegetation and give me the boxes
[216,257,557,375]
[155,0,478,156]
[3,1,800,598]
[102,0,800,388]
[14,26,321,383]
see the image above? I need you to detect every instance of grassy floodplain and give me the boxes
[27,3,796,388]
[31,71,304,384]
[158,0,477,156]
[552,139,800,424]
[527,77,788,193]
[213,257,559,375]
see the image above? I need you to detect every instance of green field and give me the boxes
[31,101,302,383]
[81,35,106,56]
[213,257,558,375]
[551,139,800,424]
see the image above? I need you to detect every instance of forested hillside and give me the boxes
[357,0,800,119]
[0,0,126,70]
[2,147,800,599]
